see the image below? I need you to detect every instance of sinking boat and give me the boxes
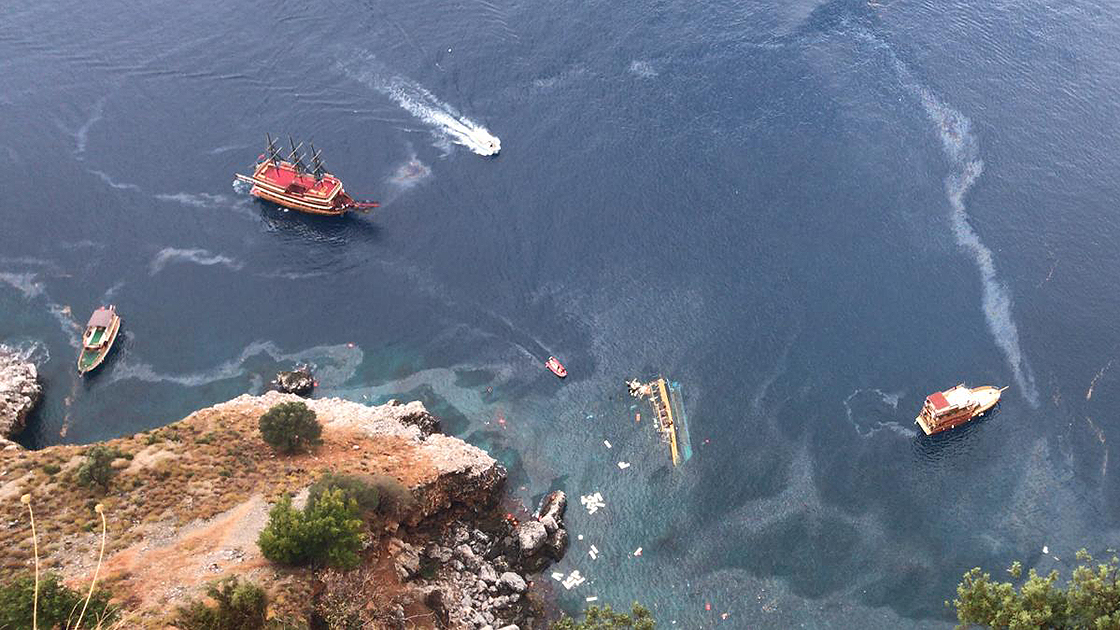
[235,134,378,216]
[915,383,1005,435]
[77,305,121,375]
[629,376,693,466]
[546,356,567,378]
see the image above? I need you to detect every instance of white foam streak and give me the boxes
[340,54,500,156]
[110,341,364,388]
[861,30,1040,407]
[149,247,243,275]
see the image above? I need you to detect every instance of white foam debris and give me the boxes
[581,492,605,514]
[604,440,612,449]
[551,572,564,582]
[562,570,586,590]
[617,461,630,469]
[577,534,584,541]
[633,547,643,556]
[586,596,599,602]
[1043,545,1049,554]
[589,544,599,559]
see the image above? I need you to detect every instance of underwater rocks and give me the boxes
[272,367,314,396]
[0,347,41,449]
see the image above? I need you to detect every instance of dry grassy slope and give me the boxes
[0,392,503,626]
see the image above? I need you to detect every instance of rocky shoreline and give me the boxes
[0,346,41,449]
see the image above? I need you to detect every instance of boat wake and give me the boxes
[0,271,82,348]
[855,29,1040,408]
[149,247,243,275]
[339,53,500,156]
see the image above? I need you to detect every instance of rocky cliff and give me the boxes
[0,391,567,629]
[0,346,41,449]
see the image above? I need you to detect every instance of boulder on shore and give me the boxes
[0,347,42,449]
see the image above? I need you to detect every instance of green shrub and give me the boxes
[175,576,268,630]
[76,445,118,491]
[258,402,321,454]
[0,572,114,629]
[308,473,381,516]
[257,489,363,569]
[42,463,62,475]
[552,603,656,630]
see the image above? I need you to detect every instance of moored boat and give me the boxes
[545,356,567,378]
[915,383,1005,435]
[235,135,378,216]
[77,305,121,375]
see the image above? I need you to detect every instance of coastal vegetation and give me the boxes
[258,401,321,454]
[552,603,656,629]
[257,489,364,569]
[952,549,1120,628]
[75,445,121,491]
[0,572,114,629]
[174,576,269,630]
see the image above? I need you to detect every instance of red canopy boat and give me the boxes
[546,356,567,378]
[235,134,378,216]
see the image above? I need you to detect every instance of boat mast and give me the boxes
[264,133,283,167]
[309,142,326,182]
[287,136,307,174]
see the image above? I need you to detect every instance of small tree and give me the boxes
[952,549,1120,629]
[258,489,363,569]
[0,572,114,629]
[552,603,656,630]
[258,401,321,454]
[175,576,268,630]
[308,473,380,516]
[76,445,117,491]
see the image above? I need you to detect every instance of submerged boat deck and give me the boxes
[643,377,693,466]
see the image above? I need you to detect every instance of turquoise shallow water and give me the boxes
[4,0,1120,626]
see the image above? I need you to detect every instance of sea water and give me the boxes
[3,0,1120,626]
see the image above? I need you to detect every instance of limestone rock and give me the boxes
[515,520,547,555]
[0,347,41,449]
[498,572,526,593]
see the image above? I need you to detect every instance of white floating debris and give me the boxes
[633,547,643,556]
[562,570,586,590]
[551,572,564,582]
[586,596,599,603]
[604,440,612,449]
[1043,545,1049,554]
[589,544,599,560]
[577,534,584,541]
[581,492,605,515]
[617,461,630,469]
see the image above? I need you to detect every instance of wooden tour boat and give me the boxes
[78,305,121,375]
[235,134,378,216]
[915,383,1006,435]
[545,356,567,378]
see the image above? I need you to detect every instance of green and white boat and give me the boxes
[77,305,121,375]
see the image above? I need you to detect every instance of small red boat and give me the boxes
[235,134,378,216]
[545,356,567,378]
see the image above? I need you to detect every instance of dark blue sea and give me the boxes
[4,0,1120,626]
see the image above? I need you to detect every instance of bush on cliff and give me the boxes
[175,576,268,630]
[76,444,118,491]
[308,473,381,516]
[952,548,1120,629]
[552,603,656,630]
[259,401,321,454]
[0,572,114,629]
[258,489,363,569]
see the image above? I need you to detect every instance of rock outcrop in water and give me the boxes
[0,347,41,449]
[271,367,314,396]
